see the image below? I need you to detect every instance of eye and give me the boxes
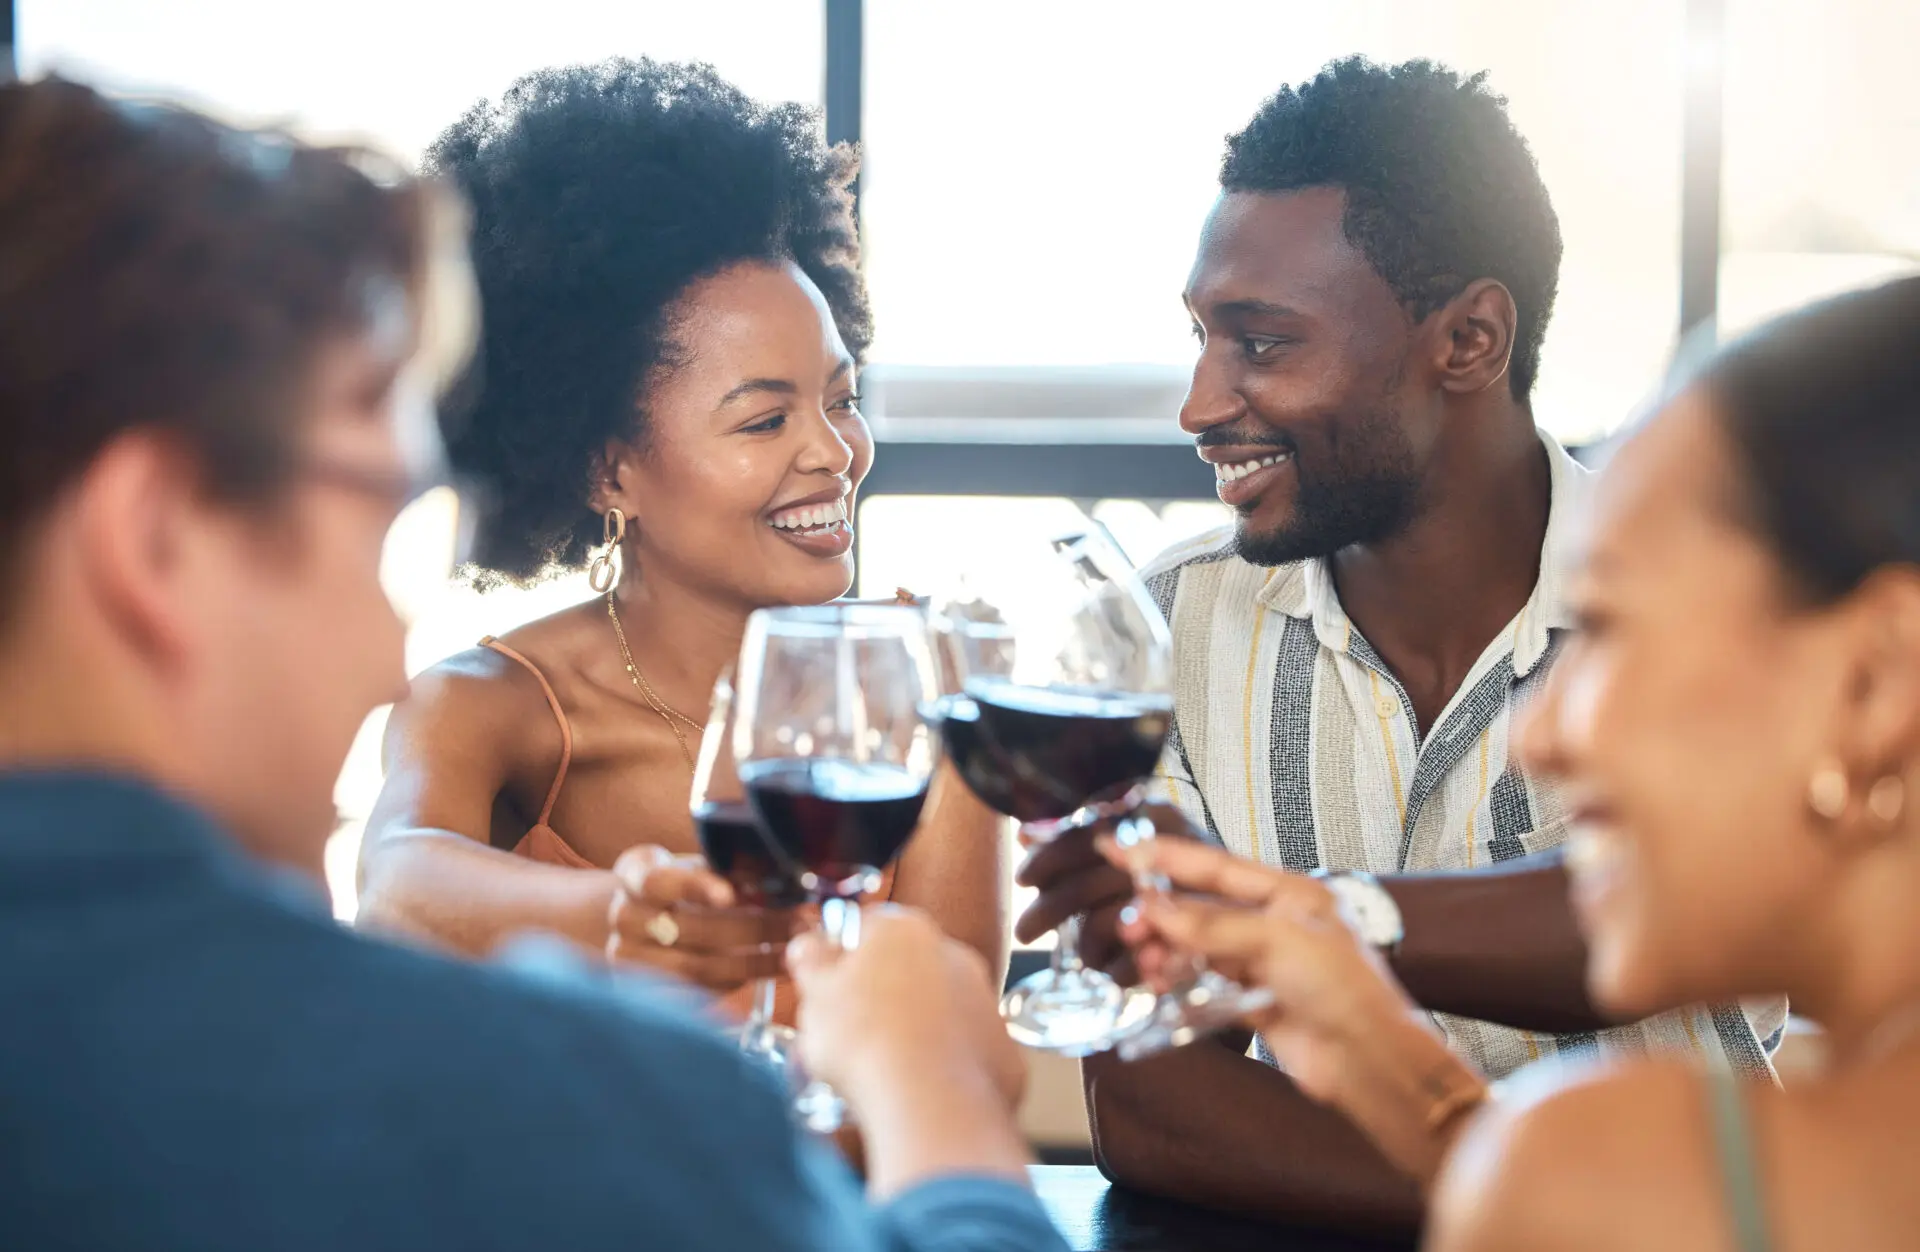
[741,413,787,434]
[1189,322,1205,344]
[829,391,863,415]
[1243,335,1288,360]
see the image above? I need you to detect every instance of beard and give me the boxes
[1230,397,1423,568]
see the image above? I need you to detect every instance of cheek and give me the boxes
[846,416,875,489]
[1583,636,1819,1006]
[637,445,776,546]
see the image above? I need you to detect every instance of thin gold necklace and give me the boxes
[604,591,701,772]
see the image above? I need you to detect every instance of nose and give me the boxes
[1178,346,1245,438]
[794,405,855,479]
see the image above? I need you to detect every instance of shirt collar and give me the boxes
[1259,429,1589,679]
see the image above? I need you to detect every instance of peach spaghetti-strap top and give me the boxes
[478,636,595,870]
[477,632,890,1027]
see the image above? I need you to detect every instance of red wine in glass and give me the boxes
[939,683,1171,823]
[740,758,928,899]
[693,801,808,908]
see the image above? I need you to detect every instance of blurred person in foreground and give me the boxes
[357,58,1003,1027]
[1112,275,1920,1250]
[1020,57,1778,1231]
[0,77,1061,1252]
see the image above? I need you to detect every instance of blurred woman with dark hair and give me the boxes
[356,60,1003,1023]
[1112,276,1920,1250]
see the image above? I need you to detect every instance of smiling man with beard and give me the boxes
[1018,58,1782,1234]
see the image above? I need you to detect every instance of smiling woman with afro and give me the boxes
[356,59,1004,1075]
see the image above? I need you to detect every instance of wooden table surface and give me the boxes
[1029,1166,1417,1252]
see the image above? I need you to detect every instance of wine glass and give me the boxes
[689,669,807,1076]
[732,603,941,1134]
[933,526,1169,1055]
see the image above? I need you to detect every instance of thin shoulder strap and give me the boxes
[1708,1066,1775,1252]
[478,636,573,828]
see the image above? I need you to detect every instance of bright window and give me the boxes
[1718,0,1920,336]
[19,0,822,158]
[862,0,1689,445]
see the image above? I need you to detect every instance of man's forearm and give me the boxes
[1081,1034,1422,1235]
[1380,855,1613,1033]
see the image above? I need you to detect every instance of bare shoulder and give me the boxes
[393,598,602,741]
[1428,1058,1731,1252]
[1761,1049,1920,1249]
[390,646,540,745]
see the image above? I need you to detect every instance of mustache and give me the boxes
[1194,427,1297,453]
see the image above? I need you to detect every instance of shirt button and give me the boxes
[1375,694,1399,719]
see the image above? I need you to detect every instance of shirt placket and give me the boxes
[1343,632,1514,871]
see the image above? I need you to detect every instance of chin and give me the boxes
[1584,934,1678,1022]
[770,561,855,608]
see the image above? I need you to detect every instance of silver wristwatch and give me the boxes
[1312,870,1405,952]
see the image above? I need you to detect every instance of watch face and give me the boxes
[1328,876,1403,949]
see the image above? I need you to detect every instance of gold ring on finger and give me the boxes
[646,911,681,949]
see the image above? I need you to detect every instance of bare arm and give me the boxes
[1379,852,1611,1032]
[1082,1033,1423,1234]
[1023,812,1610,1033]
[889,760,1009,986]
[356,654,619,957]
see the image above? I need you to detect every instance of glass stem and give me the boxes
[1052,914,1088,976]
[748,977,777,1028]
[1115,806,1203,985]
[797,897,856,1133]
[820,896,861,951]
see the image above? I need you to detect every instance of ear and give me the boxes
[1834,567,1920,783]
[1433,279,1517,397]
[70,431,198,667]
[586,437,648,526]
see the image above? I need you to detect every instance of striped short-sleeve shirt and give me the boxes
[1140,432,1782,1080]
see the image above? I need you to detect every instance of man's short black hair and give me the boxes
[1222,57,1562,400]
[428,58,871,586]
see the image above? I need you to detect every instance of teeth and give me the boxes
[1214,453,1289,482]
[769,498,850,530]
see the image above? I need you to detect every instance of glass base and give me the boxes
[734,1020,799,1081]
[795,1078,848,1135]
[1114,971,1275,1061]
[1001,967,1158,1058]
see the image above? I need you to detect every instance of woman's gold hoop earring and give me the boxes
[588,507,626,595]
[1807,760,1852,823]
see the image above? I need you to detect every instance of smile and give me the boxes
[765,497,854,558]
[1213,452,1292,483]
[766,498,849,532]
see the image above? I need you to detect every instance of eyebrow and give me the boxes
[715,358,855,410]
[1210,298,1302,320]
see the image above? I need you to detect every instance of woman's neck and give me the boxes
[603,565,750,723]
[1793,847,1920,1068]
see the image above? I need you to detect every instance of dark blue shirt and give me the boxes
[0,771,1065,1252]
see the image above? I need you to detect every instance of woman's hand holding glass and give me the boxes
[606,845,800,995]
[1098,838,1400,1091]
[1099,836,1487,1183]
